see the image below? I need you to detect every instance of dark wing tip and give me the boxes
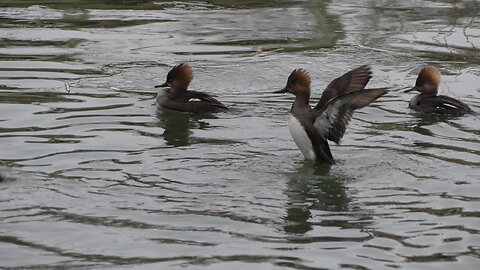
[183,90,228,110]
[348,65,373,89]
[355,65,372,75]
[351,87,388,109]
[315,65,374,111]
[367,87,389,95]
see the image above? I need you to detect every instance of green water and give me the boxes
[0,1,479,269]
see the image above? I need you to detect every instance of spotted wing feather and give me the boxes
[314,88,387,144]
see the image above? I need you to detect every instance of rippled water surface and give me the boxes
[1,0,479,269]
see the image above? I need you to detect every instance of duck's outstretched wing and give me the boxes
[172,90,228,109]
[314,88,387,144]
[314,65,372,111]
[417,95,476,115]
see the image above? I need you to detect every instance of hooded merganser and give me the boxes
[274,65,387,164]
[405,66,476,115]
[155,63,228,113]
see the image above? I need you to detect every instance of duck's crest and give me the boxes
[417,65,441,88]
[168,63,194,85]
[289,68,311,88]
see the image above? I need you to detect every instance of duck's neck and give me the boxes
[293,92,310,107]
[172,86,188,93]
[420,92,437,97]
[418,86,438,97]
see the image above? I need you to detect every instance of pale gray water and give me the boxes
[0,1,479,269]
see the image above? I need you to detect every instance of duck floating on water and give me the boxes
[155,63,228,113]
[405,66,476,115]
[274,65,388,164]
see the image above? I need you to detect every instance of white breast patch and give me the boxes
[288,114,316,161]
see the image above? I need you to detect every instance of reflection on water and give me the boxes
[156,109,212,147]
[0,0,479,269]
[410,113,462,136]
[284,163,351,234]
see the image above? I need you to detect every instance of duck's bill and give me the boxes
[404,87,418,93]
[155,82,168,88]
[273,87,287,93]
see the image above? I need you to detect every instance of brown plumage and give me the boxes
[289,69,311,90]
[274,65,388,164]
[405,66,476,115]
[412,65,441,95]
[162,63,194,90]
[155,63,228,113]
[314,65,372,110]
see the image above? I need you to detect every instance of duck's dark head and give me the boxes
[156,63,193,91]
[405,65,441,96]
[274,68,311,99]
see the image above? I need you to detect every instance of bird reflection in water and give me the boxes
[411,113,461,137]
[156,109,213,147]
[283,163,352,234]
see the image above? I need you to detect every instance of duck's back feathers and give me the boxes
[157,89,228,113]
[315,65,372,111]
[410,94,476,115]
[172,90,226,107]
[314,88,388,144]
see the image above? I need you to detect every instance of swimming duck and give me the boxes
[405,66,475,115]
[274,65,387,164]
[155,63,228,113]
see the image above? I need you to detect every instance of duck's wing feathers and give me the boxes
[172,90,227,109]
[314,88,387,144]
[314,65,372,111]
[418,95,475,115]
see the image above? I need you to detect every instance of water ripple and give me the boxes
[0,1,479,269]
